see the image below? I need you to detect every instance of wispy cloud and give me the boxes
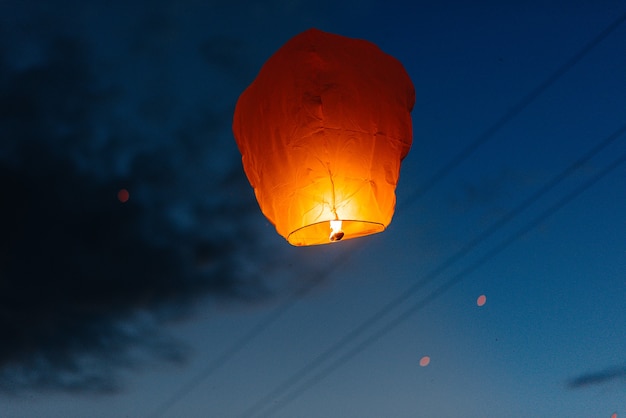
[566,366,626,389]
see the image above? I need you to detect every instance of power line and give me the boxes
[146,11,625,417]
[252,134,626,418]
[236,123,626,418]
[145,290,303,418]
[145,254,353,418]
[398,10,626,209]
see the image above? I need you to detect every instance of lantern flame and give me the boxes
[329,219,344,242]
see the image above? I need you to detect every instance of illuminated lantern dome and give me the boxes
[233,28,414,246]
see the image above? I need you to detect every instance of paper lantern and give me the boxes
[233,28,414,246]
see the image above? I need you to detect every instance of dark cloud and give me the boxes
[566,366,626,389]
[0,11,281,394]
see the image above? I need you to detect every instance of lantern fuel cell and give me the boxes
[233,28,415,246]
[329,220,344,242]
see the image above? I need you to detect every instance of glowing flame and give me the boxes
[329,219,344,242]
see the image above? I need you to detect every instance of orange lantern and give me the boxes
[233,28,414,246]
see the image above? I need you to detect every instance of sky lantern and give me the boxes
[233,28,415,246]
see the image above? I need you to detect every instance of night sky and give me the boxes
[2,1,626,417]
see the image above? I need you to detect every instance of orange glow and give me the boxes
[233,28,414,246]
[611,413,617,418]
[117,188,129,203]
[477,294,487,307]
[419,356,430,367]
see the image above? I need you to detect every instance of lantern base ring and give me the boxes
[287,219,385,246]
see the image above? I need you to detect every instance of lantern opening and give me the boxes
[288,219,385,246]
[329,220,344,242]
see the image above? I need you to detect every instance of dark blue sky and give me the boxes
[2,1,625,417]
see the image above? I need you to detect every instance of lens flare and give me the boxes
[118,188,129,203]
